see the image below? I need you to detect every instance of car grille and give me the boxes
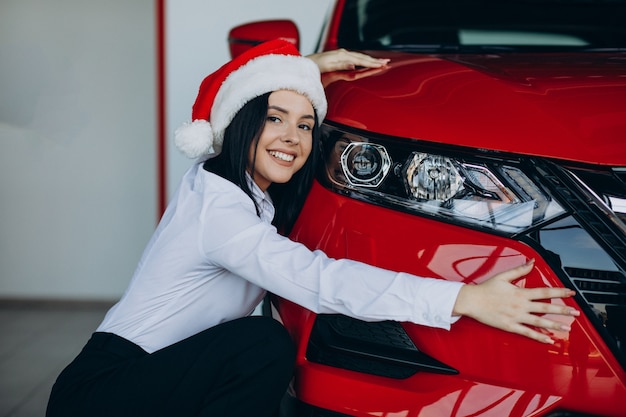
[566,267,626,306]
[530,161,626,369]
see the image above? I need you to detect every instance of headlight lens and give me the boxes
[341,142,391,187]
[323,125,566,234]
[404,153,464,201]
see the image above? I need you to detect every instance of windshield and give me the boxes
[337,0,626,52]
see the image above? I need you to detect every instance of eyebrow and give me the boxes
[268,105,315,120]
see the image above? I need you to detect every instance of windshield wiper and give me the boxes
[370,44,626,53]
[379,44,462,52]
[379,44,520,53]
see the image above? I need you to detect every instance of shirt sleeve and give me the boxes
[199,183,464,330]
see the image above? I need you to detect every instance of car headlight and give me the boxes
[341,142,391,187]
[321,125,567,235]
[404,153,464,201]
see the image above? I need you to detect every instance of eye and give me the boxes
[267,115,282,123]
[299,123,313,131]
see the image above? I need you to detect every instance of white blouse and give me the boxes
[97,162,463,353]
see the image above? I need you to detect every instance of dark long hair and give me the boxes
[203,92,321,234]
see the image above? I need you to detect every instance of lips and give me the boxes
[268,150,295,162]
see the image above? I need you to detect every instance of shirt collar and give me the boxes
[246,173,275,224]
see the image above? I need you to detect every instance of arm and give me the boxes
[452,259,579,344]
[201,178,577,343]
[308,48,390,73]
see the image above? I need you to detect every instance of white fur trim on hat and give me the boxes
[211,54,327,144]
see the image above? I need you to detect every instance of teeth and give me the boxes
[269,151,295,162]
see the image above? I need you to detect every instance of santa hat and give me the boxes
[175,39,328,159]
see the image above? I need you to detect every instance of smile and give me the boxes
[268,150,295,162]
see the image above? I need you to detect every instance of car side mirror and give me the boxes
[228,20,300,58]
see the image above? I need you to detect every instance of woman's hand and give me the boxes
[308,48,390,73]
[321,67,387,88]
[452,260,580,344]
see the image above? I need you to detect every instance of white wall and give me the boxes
[0,0,333,301]
[0,0,157,300]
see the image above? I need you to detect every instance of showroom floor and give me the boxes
[0,300,112,417]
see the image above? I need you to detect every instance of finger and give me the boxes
[527,300,580,317]
[342,51,390,68]
[510,324,556,344]
[523,286,577,301]
[354,56,390,68]
[493,259,535,283]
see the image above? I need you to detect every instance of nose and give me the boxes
[281,121,299,144]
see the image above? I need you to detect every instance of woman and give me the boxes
[46,40,578,417]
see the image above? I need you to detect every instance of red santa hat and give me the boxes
[174,39,328,159]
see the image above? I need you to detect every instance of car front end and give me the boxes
[229,1,626,415]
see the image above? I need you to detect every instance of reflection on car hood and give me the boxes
[322,52,626,165]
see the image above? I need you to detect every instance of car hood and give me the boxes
[322,52,626,166]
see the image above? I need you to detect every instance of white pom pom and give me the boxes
[174,120,214,159]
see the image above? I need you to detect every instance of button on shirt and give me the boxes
[97,163,463,353]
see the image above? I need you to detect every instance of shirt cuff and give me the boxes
[408,275,465,330]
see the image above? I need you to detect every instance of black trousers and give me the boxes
[46,316,295,417]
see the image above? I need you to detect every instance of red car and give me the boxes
[228,1,626,416]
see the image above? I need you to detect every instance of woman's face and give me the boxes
[249,90,315,191]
